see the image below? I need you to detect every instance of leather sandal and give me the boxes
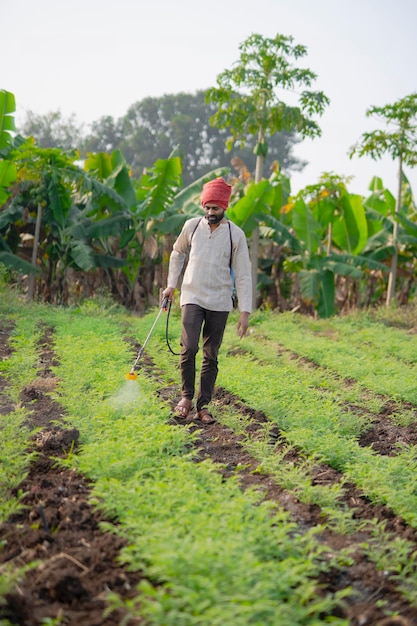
[173,398,193,418]
[197,408,215,424]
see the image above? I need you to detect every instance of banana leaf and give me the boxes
[0,90,15,151]
[0,250,39,274]
[136,156,182,220]
[292,199,321,256]
[0,160,17,206]
[227,180,274,235]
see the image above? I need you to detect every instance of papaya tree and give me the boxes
[350,92,417,305]
[206,33,330,308]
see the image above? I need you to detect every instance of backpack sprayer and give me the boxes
[126,296,179,380]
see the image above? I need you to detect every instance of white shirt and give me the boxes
[167,216,252,312]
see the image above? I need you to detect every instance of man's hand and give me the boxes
[237,311,250,338]
[162,286,175,302]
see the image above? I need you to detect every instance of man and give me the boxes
[162,177,252,424]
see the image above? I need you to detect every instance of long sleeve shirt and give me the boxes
[167,216,252,313]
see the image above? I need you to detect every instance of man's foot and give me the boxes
[173,398,193,418]
[197,408,215,424]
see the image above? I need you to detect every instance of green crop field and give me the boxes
[2,284,417,625]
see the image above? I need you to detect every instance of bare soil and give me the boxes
[1,320,417,626]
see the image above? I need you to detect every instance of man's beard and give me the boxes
[205,211,225,224]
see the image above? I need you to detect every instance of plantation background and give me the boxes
[2,282,417,624]
[1,77,417,318]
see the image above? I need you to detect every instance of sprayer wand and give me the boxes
[126,296,169,380]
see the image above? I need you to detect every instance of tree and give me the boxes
[350,93,417,305]
[206,33,330,308]
[17,92,307,190]
[18,110,84,151]
[82,92,305,186]
[81,115,125,155]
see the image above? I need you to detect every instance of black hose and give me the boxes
[165,300,181,356]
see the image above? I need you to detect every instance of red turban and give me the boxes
[201,177,232,210]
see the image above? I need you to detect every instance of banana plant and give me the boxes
[358,174,417,303]
[287,176,394,316]
[85,149,183,307]
[284,198,373,317]
[0,137,131,301]
[1,91,132,288]
[227,172,389,316]
[0,90,34,273]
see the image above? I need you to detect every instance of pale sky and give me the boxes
[3,0,417,198]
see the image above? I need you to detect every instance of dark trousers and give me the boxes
[180,304,229,411]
